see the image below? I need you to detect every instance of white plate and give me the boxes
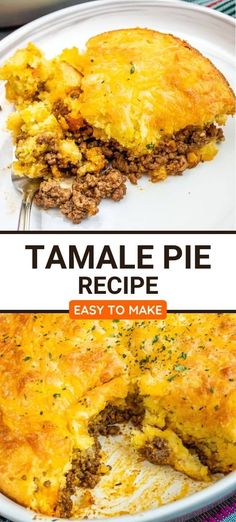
[0,420,236,522]
[0,0,235,230]
[0,466,236,522]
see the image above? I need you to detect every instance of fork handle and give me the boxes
[18,189,37,231]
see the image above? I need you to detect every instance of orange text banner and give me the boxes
[69,300,167,320]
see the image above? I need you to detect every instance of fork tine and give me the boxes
[11,165,42,230]
[18,198,26,230]
[17,185,39,230]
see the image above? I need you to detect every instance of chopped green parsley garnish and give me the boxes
[174,364,187,372]
[130,62,135,74]
[167,374,178,382]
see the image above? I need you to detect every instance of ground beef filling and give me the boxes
[56,395,145,517]
[139,437,171,466]
[34,168,126,224]
[34,107,224,223]
[88,394,145,436]
[110,124,224,183]
[34,180,71,208]
[184,441,234,474]
[57,442,102,518]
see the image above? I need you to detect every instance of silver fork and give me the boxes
[11,171,42,230]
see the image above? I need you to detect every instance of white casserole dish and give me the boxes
[0,471,236,521]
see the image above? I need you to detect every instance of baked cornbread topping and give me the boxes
[0,313,235,518]
[0,29,235,223]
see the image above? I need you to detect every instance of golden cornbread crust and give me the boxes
[79,28,235,151]
[0,29,235,223]
[0,314,235,518]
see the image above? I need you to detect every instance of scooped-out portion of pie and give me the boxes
[0,28,235,223]
[0,313,235,518]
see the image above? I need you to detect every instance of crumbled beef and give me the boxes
[166,155,188,175]
[36,135,56,146]
[111,123,224,181]
[57,442,101,518]
[45,153,58,166]
[53,100,70,117]
[139,437,170,466]
[66,123,94,143]
[74,169,126,202]
[34,180,71,209]
[57,492,73,520]
[185,441,232,473]
[35,168,126,223]
[15,132,27,144]
[126,393,145,426]
[30,81,47,102]
[36,135,59,168]
[187,444,209,467]
[88,394,145,436]
[175,123,224,147]
[60,191,98,224]
[34,122,224,223]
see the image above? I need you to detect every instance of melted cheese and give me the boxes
[1,29,235,158]
[78,29,235,152]
[0,313,235,517]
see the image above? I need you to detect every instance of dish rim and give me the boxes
[0,0,235,61]
[1,471,236,522]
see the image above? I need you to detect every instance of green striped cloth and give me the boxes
[183,0,235,17]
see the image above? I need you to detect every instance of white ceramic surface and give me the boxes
[0,470,236,522]
[0,0,235,230]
